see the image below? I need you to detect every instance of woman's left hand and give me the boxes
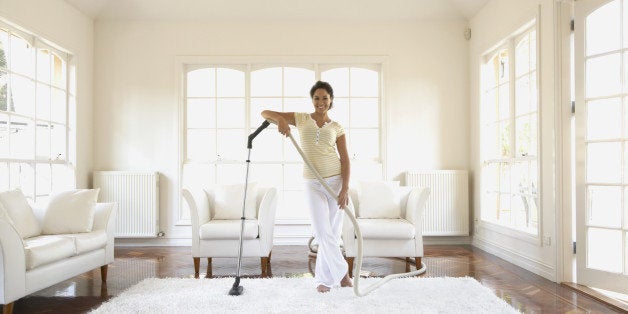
[337,189,349,209]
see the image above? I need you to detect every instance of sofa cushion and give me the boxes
[199,220,258,240]
[0,189,41,238]
[0,201,15,225]
[210,183,258,220]
[357,218,415,239]
[42,189,99,234]
[356,181,402,219]
[23,236,76,270]
[60,230,108,254]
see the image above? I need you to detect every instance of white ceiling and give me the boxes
[63,0,489,21]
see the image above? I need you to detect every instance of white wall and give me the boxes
[0,0,94,188]
[469,0,559,281]
[93,19,470,240]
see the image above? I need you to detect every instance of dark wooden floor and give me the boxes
[2,245,623,313]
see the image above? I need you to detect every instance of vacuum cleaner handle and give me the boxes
[247,120,271,149]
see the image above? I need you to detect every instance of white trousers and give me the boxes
[305,175,346,288]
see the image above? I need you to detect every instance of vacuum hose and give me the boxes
[275,121,426,297]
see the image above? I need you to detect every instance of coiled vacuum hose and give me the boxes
[280,125,426,297]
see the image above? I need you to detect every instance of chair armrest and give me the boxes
[404,187,430,234]
[257,188,278,252]
[182,188,212,253]
[93,202,117,263]
[0,217,26,303]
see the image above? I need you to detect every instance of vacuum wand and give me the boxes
[229,120,271,296]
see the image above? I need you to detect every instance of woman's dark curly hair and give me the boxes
[309,81,334,109]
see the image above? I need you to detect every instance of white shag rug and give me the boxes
[92,277,519,313]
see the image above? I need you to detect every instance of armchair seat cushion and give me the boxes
[23,236,75,270]
[199,220,259,240]
[357,218,415,240]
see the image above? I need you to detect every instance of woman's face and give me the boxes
[312,88,332,114]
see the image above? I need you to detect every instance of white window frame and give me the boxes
[479,20,542,242]
[0,18,76,205]
[175,56,388,225]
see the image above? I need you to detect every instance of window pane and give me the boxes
[187,129,215,161]
[285,128,302,162]
[284,164,305,190]
[587,98,621,140]
[482,55,498,89]
[36,163,51,196]
[349,129,378,160]
[10,162,34,198]
[37,49,50,84]
[331,97,349,127]
[586,0,620,56]
[36,122,50,159]
[587,142,621,183]
[187,98,215,129]
[587,186,622,228]
[249,164,283,188]
[481,122,498,160]
[350,98,378,127]
[516,114,537,157]
[0,113,7,157]
[481,191,498,221]
[499,193,511,224]
[481,88,497,123]
[586,54,621,98]
[10,116,34,158]
[216,98,245,128]
[216,68,244,97]
[251,130,282,161]
[10,34,34,77]
[216,129,246,161]
[0,162,8,191]
[515,76,531,115]
[350,68,378,97]
[515,35,530,77]
[321,68,349,97]
[52,53,66,89]
[529,31,537,71]
[500,163,510,193]
[11,74,35,116]
[498,83,509,119]
[284,67,314,97]
[499,121,511,157]
[187,68,215,97]
[0,70,7,111]
[0,29,7,70]
[283,97,311,114]
[51,123,65,161]
[251,67,281,97]
[511,195,526,228]
[51,88,66,124]
[281,190,309,219]
[587,227,622,273]
[482,163,499,192]
[216,164,245,185]
[51,164,74,192]
[250,97,281,128]
[36,83,50,120]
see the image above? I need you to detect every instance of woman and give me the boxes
[261,81,352,293]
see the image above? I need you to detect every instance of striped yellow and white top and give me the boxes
[294,112,345,179]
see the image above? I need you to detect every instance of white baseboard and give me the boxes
[472,236,556,281]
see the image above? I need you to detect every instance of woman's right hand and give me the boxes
[278,118,291,137]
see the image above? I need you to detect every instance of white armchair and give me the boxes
[341,184,430,277]
[182,186,278,278]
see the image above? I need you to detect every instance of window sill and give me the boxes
[478,220,541,245]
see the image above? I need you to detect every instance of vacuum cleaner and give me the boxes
[230,119,426,297]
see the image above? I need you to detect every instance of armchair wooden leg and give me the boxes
[266,252,272,277]
[193,257,200,278]
[261,257,269,278]
[2,302,14,314]
[345,257,354,278]
[415,257,423,273]
[205,258,212,278]
[100,265,108,282]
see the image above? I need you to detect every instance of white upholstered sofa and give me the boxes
[0,189,116,314]
[341,182,430,277]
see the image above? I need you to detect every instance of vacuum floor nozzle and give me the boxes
[228,277,243,296]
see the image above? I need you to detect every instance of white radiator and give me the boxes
[93,171,159,238]
[405,170,469,236]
